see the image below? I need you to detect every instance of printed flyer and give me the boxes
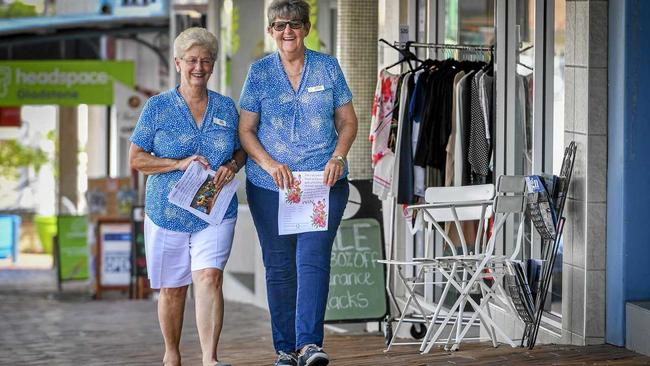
[167,161,239,225]
[278,171,330,235]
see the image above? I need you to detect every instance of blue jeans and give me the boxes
[247,178,349,353]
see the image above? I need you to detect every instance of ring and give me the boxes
[226,175,233,181]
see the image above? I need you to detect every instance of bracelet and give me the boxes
[331,155,346,168]
[228,158,240,172]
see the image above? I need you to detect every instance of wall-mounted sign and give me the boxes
[0,61,134,106]
[86,177,136,221]
[0,107,20,127]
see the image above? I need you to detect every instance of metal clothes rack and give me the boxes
[393,41,494,52]
[378,38,495,344]
[378,39,494,71]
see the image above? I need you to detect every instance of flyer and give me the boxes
[167,161,239,225]
[278,171,330,235]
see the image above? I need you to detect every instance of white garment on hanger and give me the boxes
[445,70,465,187]
[479,71,494,141]
[454,70,475,187]
[372,151,395,200]
[412,70,426,197]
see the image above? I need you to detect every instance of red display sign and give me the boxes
[0,107,21,127]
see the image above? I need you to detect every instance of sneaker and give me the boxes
[297,344,329,366]
[274,351,298,366]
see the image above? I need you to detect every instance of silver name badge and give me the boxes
[307,85,325,93]
[213,117,227,126]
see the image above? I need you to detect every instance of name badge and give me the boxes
[213,117,227,127]
[307,85,325,93]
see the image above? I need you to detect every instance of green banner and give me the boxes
[0,61,134,106]
[57,215,89,281]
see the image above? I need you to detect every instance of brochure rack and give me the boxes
[506,142,576,349]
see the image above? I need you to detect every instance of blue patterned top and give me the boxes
[239,49,353,191]
[130,87,240,233]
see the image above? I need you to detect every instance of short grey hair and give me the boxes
[267,0,310,26]
[173,27,218,60]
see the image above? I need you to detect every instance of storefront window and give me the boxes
[444,0,494,45]
[549,0,566,319]
[512,3,536,310]
[407,0,565,323]
[515,0,535,177]
[553,0,566,175]
[507,0,565,321]
[419,0,497,306]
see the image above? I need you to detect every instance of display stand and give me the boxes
[95,219,132,299]
[507,141,576,349]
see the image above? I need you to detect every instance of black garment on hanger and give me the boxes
[396,74,416,204]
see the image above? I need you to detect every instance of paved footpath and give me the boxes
[2,269,650,366]
[0,268,275,366]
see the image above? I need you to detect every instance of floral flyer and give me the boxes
[278,171,330,235]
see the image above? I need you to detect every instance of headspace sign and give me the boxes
[0,61,134,106]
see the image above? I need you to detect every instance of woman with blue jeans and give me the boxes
[238,1,358,365]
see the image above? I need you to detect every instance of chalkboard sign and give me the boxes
[325,180,387,322]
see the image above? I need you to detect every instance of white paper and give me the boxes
[278,171,330,235]
[167,160,239,225]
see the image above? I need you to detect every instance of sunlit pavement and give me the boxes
[2,260,650,365]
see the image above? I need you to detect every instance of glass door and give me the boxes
[496,0,564,324]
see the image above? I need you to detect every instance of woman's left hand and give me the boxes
[323,158,344,187]
[213,163,237,189]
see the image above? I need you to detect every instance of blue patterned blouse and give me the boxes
[130,87,240,233]
[239,49,353,191]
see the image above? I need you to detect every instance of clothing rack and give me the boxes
[377,38,496,343]
[378,39,493,71]
[393,41,494,53]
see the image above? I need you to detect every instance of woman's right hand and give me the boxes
[176,155,209,171]
[262,159,293,190]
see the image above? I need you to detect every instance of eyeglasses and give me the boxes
[181,58,214,67]
[270,20,304,32]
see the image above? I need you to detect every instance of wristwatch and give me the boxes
[331,155,346,168]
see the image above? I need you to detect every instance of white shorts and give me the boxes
[144,215,236,289]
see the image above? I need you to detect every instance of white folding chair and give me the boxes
[378,184,495,352]
[420,175,527,353]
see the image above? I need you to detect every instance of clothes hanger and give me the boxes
[379,39,423,72]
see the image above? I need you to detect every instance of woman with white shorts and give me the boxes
[129,27,244,366]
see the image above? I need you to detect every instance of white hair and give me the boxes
[173,27,218,60]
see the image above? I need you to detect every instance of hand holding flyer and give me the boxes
[278,171,330,235]
[168,160,239,225]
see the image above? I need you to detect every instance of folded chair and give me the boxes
[378,184,495,352]
[419,175,527,353]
